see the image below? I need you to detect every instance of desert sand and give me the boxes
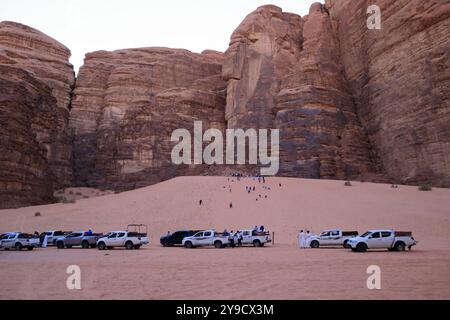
[1,177,450,300]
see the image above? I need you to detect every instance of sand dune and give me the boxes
[1,177,449,299]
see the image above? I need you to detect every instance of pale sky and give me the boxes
[1,0,321,72]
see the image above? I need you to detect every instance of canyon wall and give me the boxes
[0,21,74,208]
[326,0,450,186]
[70,48,228,190]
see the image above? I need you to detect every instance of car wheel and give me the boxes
[214,241,223,249]
[162,241,169,247]
[394,242,406,252]
[356,243,367,253]
[125,241,134,250]
[15,243,23,251]
[56,241,65,249]
[98,242,106,250]
[81,241,90,249]
[134,245,141,250]
[253,240,262,247]
[310,241,320,249]
[185,241,193,249]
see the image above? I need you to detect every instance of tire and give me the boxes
[15,243,23,251]
[98,242,106,251]
[310,241,320,249]
[394,242,406,252]
[57,241,65,249]
[162,241,169,247]
[214,241,223,249]
[185,241,193,249]
[253,240,262,248]
[125,241,134,250]
[27,247,34,251]
[356,243,367,253]
[81,241,90,249]
[134,245,141,250]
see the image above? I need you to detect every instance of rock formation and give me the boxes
[0,21,74,208]
[223,5,379,180]
[70,48,227,190]
[326,0,450,186]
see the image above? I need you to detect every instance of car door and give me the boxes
[320,231,332,245]
[2,234,16,248]
[193,232,205,245]
[116,232,127,246]
[67,233,83,246]
[380,231,395,248]
[368,232,383,248]
[242,231,252,244]
[201,231,213,245]
[106,233,117,246]
[329,230,341,245]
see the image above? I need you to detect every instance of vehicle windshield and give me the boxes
[360,232,372,238]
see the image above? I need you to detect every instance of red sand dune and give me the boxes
[1,177,449,299]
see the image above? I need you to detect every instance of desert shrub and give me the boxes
[419,184,432,192]
[34,212,41,217]
[76,192,82,196]
[344,181,352,187]
[68,191,74,195]
[83,195,90,199]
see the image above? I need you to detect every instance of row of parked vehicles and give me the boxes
[0,225,150,251]
[0,227,417,253]
[161,229,272,249]
[308,229,418,252]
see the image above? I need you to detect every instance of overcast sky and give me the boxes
[1,0,321,72]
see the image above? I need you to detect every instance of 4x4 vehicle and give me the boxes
[56,231,103,249]
[347,230,417,252]
[308,229,359,249]
[240,229,272,247]
[0,232,40,251]
[97,225,149,250]
[182,230,230,249]
[160,230,200,247]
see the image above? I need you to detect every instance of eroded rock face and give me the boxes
[223,5,379,180]
[70,48,227,190]
[0,22,74,208]
[327,0,450,186]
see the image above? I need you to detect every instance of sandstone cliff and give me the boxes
[70,48,227,190]
[0,21,74,208]
[223,5,379,180]
[326,0,450,186]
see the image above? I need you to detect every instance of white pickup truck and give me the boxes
[347,230,417,252]
[308,229,359,249]
[240,229,272,247]
[97,229,150,250]
[0,232,40,251]
[182,230,230,249]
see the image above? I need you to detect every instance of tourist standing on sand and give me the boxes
[42,233,48,248]
[299,230,306,249]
